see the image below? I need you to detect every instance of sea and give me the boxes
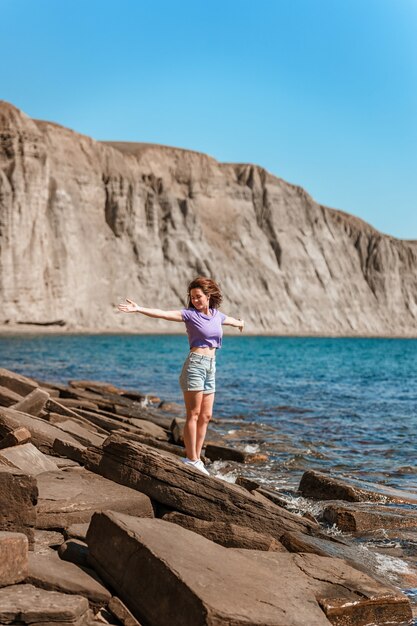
[1,333,417,622]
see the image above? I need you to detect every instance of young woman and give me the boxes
[118,276,244,475]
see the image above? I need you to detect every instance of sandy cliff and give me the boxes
[0,100,416,335]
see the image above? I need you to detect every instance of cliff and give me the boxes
[0,100,416,335]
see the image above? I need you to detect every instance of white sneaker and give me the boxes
[181,458,210,476]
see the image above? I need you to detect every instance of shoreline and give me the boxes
[1,324,417,339]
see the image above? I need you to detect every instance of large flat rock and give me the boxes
[27,550,111,608]
[0,583,91,625]
[0,442,60,475]
[0,368,38,396]
[300,469,417,505]
[323,501,417,533]
[0,531,28,587]
[36,466,154,529]
[85,435,315,540]
[87,511,412,626]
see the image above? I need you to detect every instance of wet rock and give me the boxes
[0,442,60,475]
[0,425,31,449]
[0,584,91,626]
[27,550,111,609]
[0,406,81,454]
[12,387,50,416]
[205,443,268,463]
[0,469,37,546]
[323,502,417,533]
[0,368,38,396]
[235,550,413,626]
[300,469,417,505]
[162,511,286,551]
[235,475,260,491]
[0,531,28,586]
[58,539,89,567]
[108,596,144,626]
[36,467,154,529]
[85,435,315,540]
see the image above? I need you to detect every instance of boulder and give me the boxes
[0,426,31,449]
[0,468,37,545]
[0,442,60,475]
[323,502,417,533]
[0,531,28,587]
[87,511,412,626]
[36,467,154,529]
[85,435,315,539]
[0,368,38,396]
[233,550,413,626]
[0,584,91,625]
[0,406,81,454]
[12,387,50,416]
[27,550,111,609]
[300,469,417,505]
[205,443,268,463]
[58,538,89,567]
[163,511,286,551]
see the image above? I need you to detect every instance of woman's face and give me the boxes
[190,288,209,310]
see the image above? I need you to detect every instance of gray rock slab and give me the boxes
[300,469,417,505]
[163,511,286,551]
[0,531,28,587]
[0,442,60,475]
[36,467,154,529]
[84,435,314,540]
[127,418,169,440]
[0,583,90,625]
[55,420,106,447]
[27,551,111,608]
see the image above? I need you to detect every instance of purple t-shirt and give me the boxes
[181,308,227,349]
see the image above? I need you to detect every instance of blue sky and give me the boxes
[2,0,416,239]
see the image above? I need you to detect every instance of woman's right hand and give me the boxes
[118,298,140,313]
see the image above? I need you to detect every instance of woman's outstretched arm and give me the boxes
[118,298,183,322]
[223,316,245,332]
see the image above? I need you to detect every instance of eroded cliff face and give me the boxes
[0,100,416,335]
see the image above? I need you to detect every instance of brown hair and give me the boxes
[187,276,222,310]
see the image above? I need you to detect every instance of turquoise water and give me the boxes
[0,333,416,491]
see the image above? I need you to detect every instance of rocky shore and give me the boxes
[0,366,416,625]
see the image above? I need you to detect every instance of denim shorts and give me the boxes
[179,352,216,394]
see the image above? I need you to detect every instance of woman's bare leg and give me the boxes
[183,390,203,461]
[196,392,215,459]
